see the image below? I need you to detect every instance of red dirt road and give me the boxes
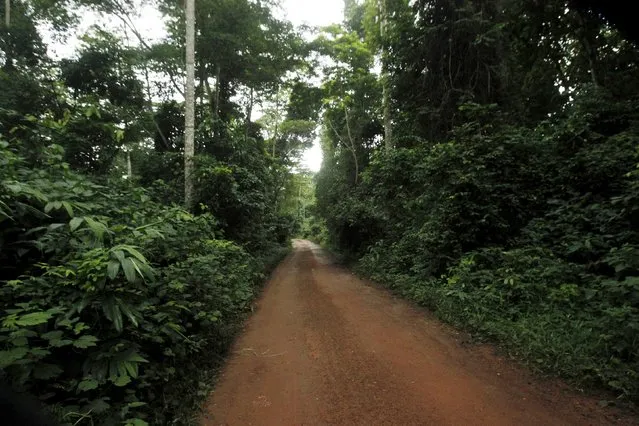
[201,240,632,425]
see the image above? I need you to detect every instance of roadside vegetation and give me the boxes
[310,0,639,402]
[3,0,639,423]
[0,0,310,423]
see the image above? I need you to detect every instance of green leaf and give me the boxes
[77,379,99,392]
[117,300,139,327]
[123,361,138,379]
[0,347,29,368]
[70,217,84,231]
[34,363,63,380]
[121,258,137,283]
[16,311,52,326]
[113,374,131,387]
[107,260,121,279]
[11,336,28,347]
[85,216,107,241]
[47,223,65,232]
[62,201,74,217]
[127,402,146,408]
[121,246,146,262]
[102,298,123,332]
[43,330,73,347]
[50,338,73,348]
[41,330,63,341]
[124,419,149,426]
[83,397,110,414]
[123,351,148,364]
[73,335,98,349]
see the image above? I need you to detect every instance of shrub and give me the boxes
[0,140,279,424]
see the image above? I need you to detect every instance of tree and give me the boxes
[184,0,195,209]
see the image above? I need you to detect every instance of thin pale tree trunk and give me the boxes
[214,64,221,118]
[184,0,196,209]
[380,0,393,150]
[245,87,254,143]
[344,107,359,184]
[4,0,10,68]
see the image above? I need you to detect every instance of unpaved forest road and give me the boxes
[202,240,633,426]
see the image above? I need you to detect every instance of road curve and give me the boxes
[201,240,630,426]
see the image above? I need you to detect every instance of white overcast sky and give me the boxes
[47,0,343,171]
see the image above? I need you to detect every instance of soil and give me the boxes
[201,240,636,425]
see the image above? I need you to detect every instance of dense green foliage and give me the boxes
[0,139,285,424]
[314,0,639,401]
[4,0,639,420]
[1,0,303,423]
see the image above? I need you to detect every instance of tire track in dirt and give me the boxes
[201,240,635,425]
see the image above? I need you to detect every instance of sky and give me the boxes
[47,0,344,172]
[280,0,344,172]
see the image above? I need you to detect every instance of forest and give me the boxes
[1,0,639,424]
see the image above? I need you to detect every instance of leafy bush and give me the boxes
[342,93,639,400]
[0,139,283,424]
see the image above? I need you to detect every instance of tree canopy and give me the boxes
[2,0,639,423]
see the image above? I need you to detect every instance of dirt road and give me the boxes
[201,240,631,425]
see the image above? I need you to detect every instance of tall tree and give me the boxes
[184,0,195,209]
[379,0,392,150]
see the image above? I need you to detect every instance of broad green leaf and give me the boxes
[127,402,147,408]
[85,216,107,241]
[129,258,146,282]
[11,336,28,347]
[34,363,63,380]
[102,299,123,332]
[77,379,99,392]
[50,338,73,348]
[61,201,74,217]
[43,329,73,347]
[16,311,52,326]
[83,397,110,414]
[121,246,146,262]
[70,217,84,231]
[113,374,131,387]
[0,347,29,368]
[123,361,138,379]
[107,260,121,280]
[73,335,98,349]
[117,300,139,327]
[41,330,63,341]
[47,223,65,232]
[121,258,137,283]
[124,419,149,426]
[123,351,148,364]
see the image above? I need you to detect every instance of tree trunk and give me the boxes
[380,0,393,150]
[127,151,132,179]
[184,0,196,210]
[4,0,11,69]
[344,107,359,184]
[245,87,254,143]
[382,70,392,150]
[575,9,600,87]
[198,61,205,110]
[214,64,221,120]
